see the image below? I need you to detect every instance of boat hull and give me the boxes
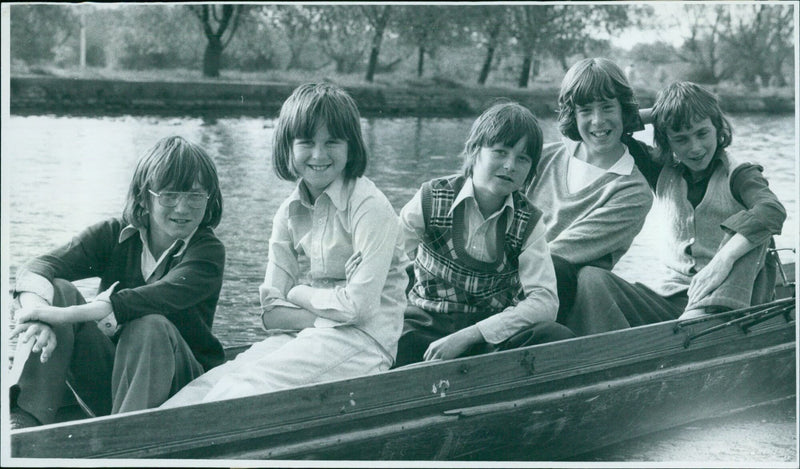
[10,305,796,461]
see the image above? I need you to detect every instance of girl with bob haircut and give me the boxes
[162,83,408,406]
[10,136,226,428]
[570,81,785,333]
[525,57,653,328]
[395,102,574,366]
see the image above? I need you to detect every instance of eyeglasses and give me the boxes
[148,189,209,208]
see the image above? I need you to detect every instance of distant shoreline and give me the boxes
[10,75,795,117]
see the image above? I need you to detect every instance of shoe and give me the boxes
[10,406,41,429]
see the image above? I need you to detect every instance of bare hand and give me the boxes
[14,304,68,324]
[345,251,362,280]
[423,327,483,361]
[10,321,57,363]
[687,256,733,306]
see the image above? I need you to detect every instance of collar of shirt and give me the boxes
[119,224,196,281]
[565,138,635,176]
[290,176,349,211]
[449,176,515,226]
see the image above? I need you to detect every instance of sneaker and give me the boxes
[10,406,41,429]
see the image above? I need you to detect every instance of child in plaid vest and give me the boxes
[395,102,575,367]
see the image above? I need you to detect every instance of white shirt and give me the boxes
[567,144,634,193]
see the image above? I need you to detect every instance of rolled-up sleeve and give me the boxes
[475,219,559,344]
[12,271,55,304]
[720,164,786,245]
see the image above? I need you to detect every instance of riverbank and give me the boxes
[9,74,795,117]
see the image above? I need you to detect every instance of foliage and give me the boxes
[8,3,794,91]
[10,4,78,65]
[314,6,370,74]
[670,3,793,86]
[259,5,322,70]
[362,5,393,82]
[106,5,201,70]
[393,5,459,77]
[718,4,794,87]
[224,8,281,71]
[189,4,246,77]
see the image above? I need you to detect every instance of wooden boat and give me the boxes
[9,264,796,461]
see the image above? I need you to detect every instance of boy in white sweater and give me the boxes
[525,58,653,326]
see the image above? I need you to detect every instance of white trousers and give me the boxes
[161,326,391,408]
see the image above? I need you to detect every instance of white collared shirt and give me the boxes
[567,143,634,193]
[259,176,407,353]
[118,225,195,283]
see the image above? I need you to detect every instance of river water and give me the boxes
[2,113,797,463]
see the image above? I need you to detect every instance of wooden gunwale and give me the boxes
[10,301,795,460]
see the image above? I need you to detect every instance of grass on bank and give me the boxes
[11,62,795,103]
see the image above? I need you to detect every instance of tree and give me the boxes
[510,5,560,88]
[630,41,678,66]
[316,6,369,74]
[673,4,730,84]
[108,5,201,70]
[362,5,392,82]
[458,6,510,85]
[262,4,320,70]
[719,4,794,87]
[394,5,455,78]
[190,4,244,77]
[10,4,77,65]
[548,5,648,71]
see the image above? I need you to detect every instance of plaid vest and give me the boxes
[408,175,541,316]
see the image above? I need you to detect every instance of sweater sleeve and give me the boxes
[15,218,119,288]
[624,134,662,190]
[720,164,786,244]
[549,177,654,266]
[110,231,225,323]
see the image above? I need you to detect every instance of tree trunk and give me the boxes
[417,46,425,77]
[518,53,532,88]
[365,46,380,82]
[477,46,495,85]
[364,6,391,83]
[203,38,223,78]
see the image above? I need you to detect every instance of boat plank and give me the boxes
[11,309,794,459]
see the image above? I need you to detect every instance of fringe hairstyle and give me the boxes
[650,81,733,165]
[272,83,367,181]
[122,136,223,229]
[461,101,544,187]
[557,57,643,141]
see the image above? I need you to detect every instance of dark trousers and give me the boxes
[562,267,687,336]
[14,279,204,424]
[552,255,581,320]
[393,304,575,368]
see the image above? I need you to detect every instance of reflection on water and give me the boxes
[4,114,797,346]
